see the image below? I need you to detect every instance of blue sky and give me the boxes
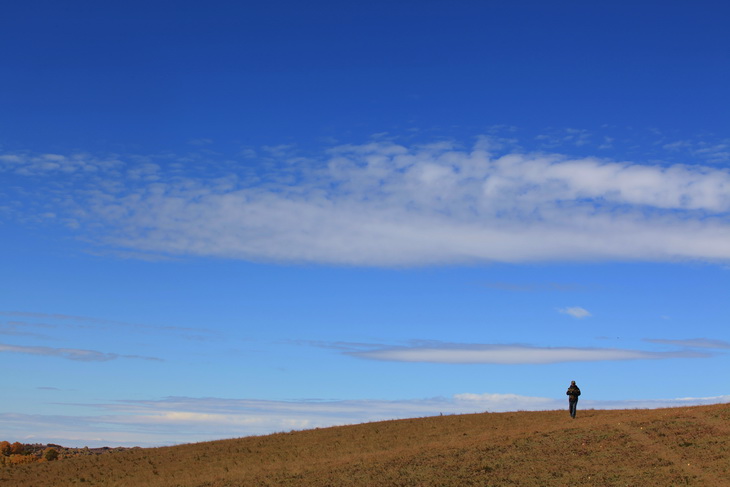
[2,0,730,447]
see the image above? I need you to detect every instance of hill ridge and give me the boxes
[3,403,730,486]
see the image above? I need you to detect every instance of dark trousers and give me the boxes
[569,398,578,418]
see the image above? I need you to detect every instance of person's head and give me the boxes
[571,381,576,385]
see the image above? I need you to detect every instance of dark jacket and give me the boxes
[566,385,581,401]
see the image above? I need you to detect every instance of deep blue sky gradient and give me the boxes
[3,1,728,152]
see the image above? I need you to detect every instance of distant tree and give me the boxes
[10,442,25,455]
[0,441,10,456]
[43,448,59,461]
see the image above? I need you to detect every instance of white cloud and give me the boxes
[6,138,730,266]
[341,341,709,364]
[558,306,592,319]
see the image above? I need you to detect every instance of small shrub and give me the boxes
[44,448,59,461]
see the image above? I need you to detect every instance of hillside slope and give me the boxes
[3,403,730,486]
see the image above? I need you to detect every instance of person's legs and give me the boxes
[569,399,577,418]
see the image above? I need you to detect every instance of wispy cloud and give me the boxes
[0,311,223,366]
[0,310,218,338]
[5,137,730,266]
[644,338,730,349]
[558,306,592,319]
[0,320,55,339]
[323,340,711,364]
[535,128,592,148]
[663,137,730,164]
[0,343,162,362]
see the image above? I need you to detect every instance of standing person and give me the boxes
[566,381,581,418]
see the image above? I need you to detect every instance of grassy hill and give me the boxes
[3,403,730,486]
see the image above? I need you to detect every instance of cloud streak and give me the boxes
[338,341,713,364]
[0,343,162,362]
[644,338,730,349]
[4,137,730,266]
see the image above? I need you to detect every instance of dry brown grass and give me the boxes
[3,403,730,486]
